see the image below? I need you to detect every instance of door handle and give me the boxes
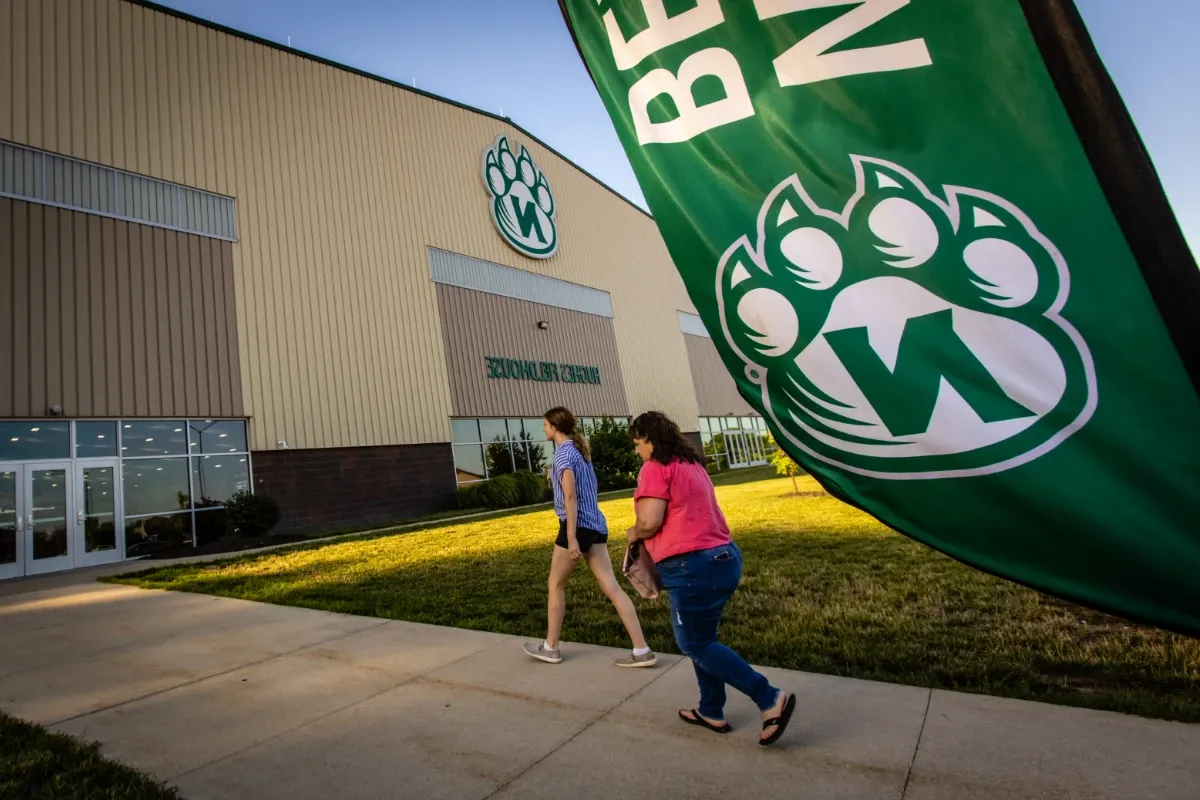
[77,510,84,524]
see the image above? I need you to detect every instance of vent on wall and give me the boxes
[0,140,237,242]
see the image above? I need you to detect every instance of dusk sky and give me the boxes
[155,0,1197,254]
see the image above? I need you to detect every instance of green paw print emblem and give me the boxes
[483,136,558,259]
[717,156,1097,479]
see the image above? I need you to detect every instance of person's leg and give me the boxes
[545,545,575,649]
[663,547,780,719]
[584,541,648,650]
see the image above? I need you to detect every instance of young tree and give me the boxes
[769,434,803,495]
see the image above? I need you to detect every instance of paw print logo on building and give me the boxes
[483,136,558,259]
[717,156,1097,479]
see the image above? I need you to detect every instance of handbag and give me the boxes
[622,540,663,600]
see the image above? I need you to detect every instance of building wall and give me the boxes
[0,0,701,452]
[252,443,455,534]
[437,284,629,418]
[0,197,241,418]
[684,334,755,417]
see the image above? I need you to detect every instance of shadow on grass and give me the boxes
[116,518,1200,724]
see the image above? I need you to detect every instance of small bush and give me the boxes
[223,491,281,537]
[456,471,548,511]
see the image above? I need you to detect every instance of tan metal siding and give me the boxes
[684,334,755,418]
[0,196,241,419]
[437,285,629,419]
[0,0,702,449]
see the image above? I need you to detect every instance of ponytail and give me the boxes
[545,406,590,461]
[571,431,591,462]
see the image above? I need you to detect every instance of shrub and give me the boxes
[223,491,281,537]
[588,417,641,490]
[455,470,548,511]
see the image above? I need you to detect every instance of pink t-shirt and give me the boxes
[634,458,732,563]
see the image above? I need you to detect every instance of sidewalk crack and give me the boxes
[901,689,933,800]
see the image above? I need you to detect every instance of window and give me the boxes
[450,416,625,487]
[76,421,118,458]
[0,422,70,461]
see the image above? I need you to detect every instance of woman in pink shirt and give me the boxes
[626,411,796,746]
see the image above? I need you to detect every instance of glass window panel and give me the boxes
[76,421,118,458]
[30,468,69,561]
[121,420,187,457]
[505,419,523,441]
[698,418,711,434]
[740,417,753,430]
[511,440,531,471]
[451,419,480,444]
[522,418,544,443]
[723,417,738,431]
[0,421,70,461]
[479,419,508,444]
[453,444,486,484]
[194,508,229,546]
[191,455,251,508]
[125,512,193,557]
[711,432,726,454]
[81,464,118,553]
[189,420,248,454]
[0,470,16,566]
[485,439,516,476]
[529,441,553,474]
[123,458,191,516]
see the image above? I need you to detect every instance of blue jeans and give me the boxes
[657,543,779,721]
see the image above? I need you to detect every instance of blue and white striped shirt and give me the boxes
[551,440,608,533]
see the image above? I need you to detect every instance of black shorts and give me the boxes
[556,519,608,552]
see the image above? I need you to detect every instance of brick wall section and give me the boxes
[252,443,456,534]
[683,432,704,460]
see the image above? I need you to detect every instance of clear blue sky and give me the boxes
[156,0,1197,254]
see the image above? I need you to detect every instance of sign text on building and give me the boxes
[486,356,601,385]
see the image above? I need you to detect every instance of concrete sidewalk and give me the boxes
[2,578,1197,800]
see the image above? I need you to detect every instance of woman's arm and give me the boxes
[628,497,667,541]
[561,468,582,559]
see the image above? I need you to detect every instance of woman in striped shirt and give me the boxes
[523,407,657,668]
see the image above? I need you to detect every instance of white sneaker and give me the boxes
[523,642,563,664]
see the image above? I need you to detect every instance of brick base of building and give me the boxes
[683,431,704,460]
[252,443,456,534]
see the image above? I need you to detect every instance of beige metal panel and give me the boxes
[0,196,241,419]
[437,285,629,419]
[684,334,756,418]
[2,0,702,449]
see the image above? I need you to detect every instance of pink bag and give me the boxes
[622,540,663,600]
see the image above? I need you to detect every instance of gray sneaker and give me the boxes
[523,642,563,664]
[615,650,658,668]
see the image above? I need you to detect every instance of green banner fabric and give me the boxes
[559,0,1200,635]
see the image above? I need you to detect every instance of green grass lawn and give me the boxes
[113,470,1200,723]
[0,711,181,800]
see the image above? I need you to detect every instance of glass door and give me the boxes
[0,466,22,581]
[24,463,73,576]
[726,431,750,469]
[74,460,123,568]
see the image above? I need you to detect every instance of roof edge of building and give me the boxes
[125,0,653,221]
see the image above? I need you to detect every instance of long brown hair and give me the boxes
[544,407,590,461]
[629,411,702,466]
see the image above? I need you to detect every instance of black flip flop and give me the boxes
[759,692,797,747]
[678,709,732,734]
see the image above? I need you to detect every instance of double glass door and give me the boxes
[0,460,122,580]
[723,431,768,469]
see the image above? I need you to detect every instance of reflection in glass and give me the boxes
[699,418,711,434]
[485,440,516,477]
[194,508,229,545]
[0,471,16,565]
[81,466,118,552]
[121,420,187,457]
[76,421,118,458]
[125,513,193,557]
[453,444,486,484]
[529,440,552,474]
[522,419,544,442]
[0,422,70,461]
[31,469,69,561]
[479,419,508,444]
[188,420,248,455]
[451,419,480,444]
[123,459,190,517]
[191,456,251,507]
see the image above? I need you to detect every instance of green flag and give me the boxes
[559,0,1200,636]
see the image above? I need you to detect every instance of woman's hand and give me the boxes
[567,537,582,561]
[625,525,640,542]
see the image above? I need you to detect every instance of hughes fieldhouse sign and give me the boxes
[486,356,601,385]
